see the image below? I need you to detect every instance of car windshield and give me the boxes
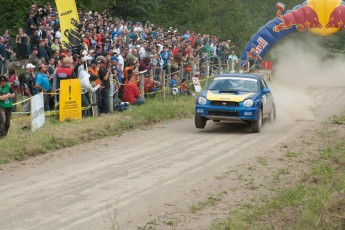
[208,77,259,92]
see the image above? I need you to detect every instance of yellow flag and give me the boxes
[55,0,81,53]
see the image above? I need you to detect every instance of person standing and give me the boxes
[98,59,111,114]
[0,36,8,75]
[0,75,15,138]
[160,46,171,72]
[38,39,49,64]
[35,64,50,111]
[7,68,19,112]
[53,56,77,104]
[3,30,13,62]
[16,28,30,69]
[18,63,36,114]
[228,50,238,73]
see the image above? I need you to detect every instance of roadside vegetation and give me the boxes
[136,111,345,230]
[209,112,345,230]
[0,96,196,164]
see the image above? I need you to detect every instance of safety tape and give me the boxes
[13,97,31,106]
[11,104,93,123]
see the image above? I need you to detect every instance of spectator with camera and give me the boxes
[0,75,15,138]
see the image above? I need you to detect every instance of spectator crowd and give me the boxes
[0,1,238,138]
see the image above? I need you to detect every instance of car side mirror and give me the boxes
[262,88,270,94]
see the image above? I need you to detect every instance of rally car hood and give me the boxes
[205,90,256,102]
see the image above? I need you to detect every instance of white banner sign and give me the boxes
[31,93,45,132]
[192,77,202,93]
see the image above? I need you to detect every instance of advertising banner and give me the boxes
[31,92,45,132]
[55,0,81,54]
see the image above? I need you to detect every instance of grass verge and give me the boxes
[0,96,196,164]
[209,112,345,230]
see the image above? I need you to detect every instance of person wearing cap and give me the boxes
[0,75,15,138]
[35,63,50,111]
[110,56,122,84]
[18,63,37,114]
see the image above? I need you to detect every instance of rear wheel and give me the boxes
[251,109,263,133]
[268,104,276,123]
[195,114,207,129]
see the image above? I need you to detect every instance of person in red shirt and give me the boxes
[122,73,144,105]
[144,77,160,98]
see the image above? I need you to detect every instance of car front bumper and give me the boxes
[195,105,260,121]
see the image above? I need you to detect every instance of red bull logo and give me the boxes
[273,3,322,32]
[273,0,344,36]
[326,4,345,29]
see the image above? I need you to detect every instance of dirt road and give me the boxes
[0,87,344,230]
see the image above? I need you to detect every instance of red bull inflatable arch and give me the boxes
[240,0,345,67]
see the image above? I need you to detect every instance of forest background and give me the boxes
[1,0,345,57]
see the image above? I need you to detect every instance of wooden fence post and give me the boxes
[161,70,166,101]
[178,64,183,80]
[139,74,145,98]
[109,73,114,113]
[196,53,200,77]
[191,59,196,81]
[167,62,171,95]
[205,59,210,87]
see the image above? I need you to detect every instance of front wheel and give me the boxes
[251,109,263,133]
[195,114,207,129]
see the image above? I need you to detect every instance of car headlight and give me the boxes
[243,99,254,107]
[198,97,207,105]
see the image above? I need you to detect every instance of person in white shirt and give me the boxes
[228,50,238,73]
[78,57,101,117]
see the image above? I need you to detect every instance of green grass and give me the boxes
[189,190,228,213]
[256,156,268,166]
[0,96,196,164]
[209,111,345,230]
[330,114,345,125]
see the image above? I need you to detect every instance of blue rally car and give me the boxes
[195,73,276,133]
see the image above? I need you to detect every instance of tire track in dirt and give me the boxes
[0,87,344,230]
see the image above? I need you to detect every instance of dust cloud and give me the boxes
[268,37,345,123]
